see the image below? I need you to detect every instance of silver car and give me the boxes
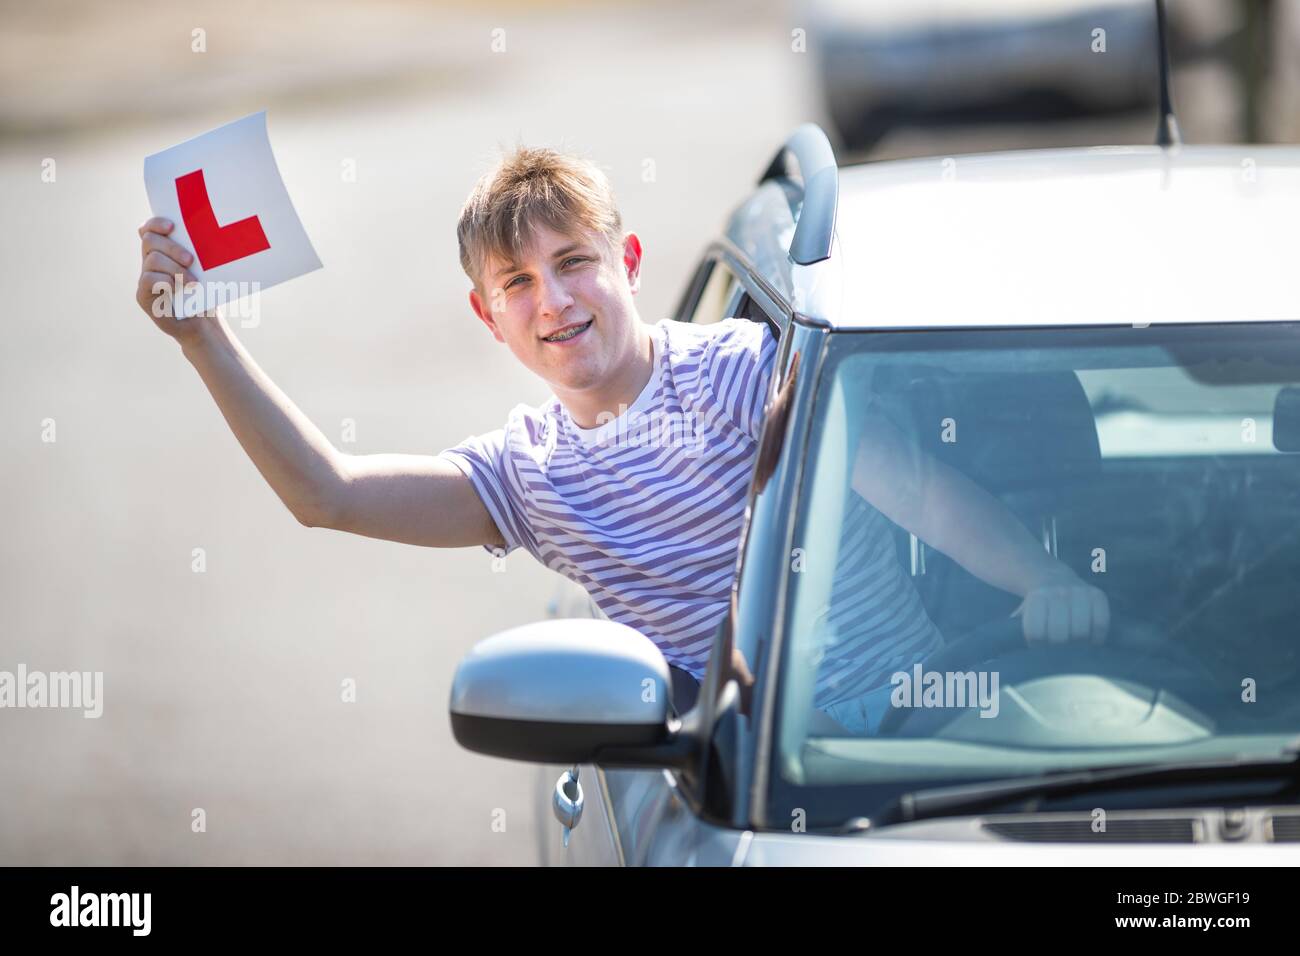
[451,123,1300,865]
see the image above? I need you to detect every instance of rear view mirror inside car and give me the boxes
[1272,386,1300,452]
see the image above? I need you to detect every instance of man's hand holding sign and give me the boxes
[138,110,320,324]
[135,216,202,340]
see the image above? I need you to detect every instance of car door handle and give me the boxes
[552,767,584,848]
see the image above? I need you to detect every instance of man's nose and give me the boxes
[536,270,575,317]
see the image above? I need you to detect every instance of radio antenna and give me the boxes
[1155,0,1182,147]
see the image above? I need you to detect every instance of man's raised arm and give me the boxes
[325,452,505,549]
[135,217,504,551]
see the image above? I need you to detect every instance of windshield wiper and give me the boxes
[871,748,1300,827]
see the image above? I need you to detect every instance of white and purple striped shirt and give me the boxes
[439,317,942,705]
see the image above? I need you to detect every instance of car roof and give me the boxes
[732,144,1300,332]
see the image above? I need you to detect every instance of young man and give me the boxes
[134,146,1107,731]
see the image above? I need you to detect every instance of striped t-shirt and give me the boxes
[810,494,944,707]
[439,317,942,704]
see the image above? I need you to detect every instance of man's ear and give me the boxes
[468,286,506,343]
[621,232,643,296]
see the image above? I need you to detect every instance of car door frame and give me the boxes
[670,243,830,835]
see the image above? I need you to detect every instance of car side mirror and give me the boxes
[449,619,677,764]
[1273,386,1300,452]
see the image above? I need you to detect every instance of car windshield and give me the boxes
[774,322,1300,827]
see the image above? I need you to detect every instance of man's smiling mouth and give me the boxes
[541,319,593,343]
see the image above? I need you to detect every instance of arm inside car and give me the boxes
[850,409,1065,597]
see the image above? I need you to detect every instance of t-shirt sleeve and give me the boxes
[436,427,528,557]
[701,318,779,442]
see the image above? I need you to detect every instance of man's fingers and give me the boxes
[1091,588,1111,644]
[142,232,194,268]
[1046,589,1071,644]
[140,272,177,317]
[143,251,197,284]
[1022,581,1113,648]
[139,271,198,311]
[137,217,174,239]
[1068,587,1092,641]
[1021,592,1047,644]
[141,271,198,292]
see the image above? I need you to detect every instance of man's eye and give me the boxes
[506,275,528,288]
[563,257,588,268]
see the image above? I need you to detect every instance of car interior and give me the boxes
[854,357,1300,732]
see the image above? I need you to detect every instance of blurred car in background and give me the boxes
[807,0,1164,152]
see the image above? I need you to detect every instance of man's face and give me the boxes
[468,223,643,395]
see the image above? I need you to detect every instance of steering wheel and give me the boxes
[874,612,1216,738]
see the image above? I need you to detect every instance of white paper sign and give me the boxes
[143,111,321,319]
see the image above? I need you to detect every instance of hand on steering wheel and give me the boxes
[1013,569,1110,646]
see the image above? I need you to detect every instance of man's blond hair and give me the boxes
[457,145,624,294]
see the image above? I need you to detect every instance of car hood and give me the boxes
[739,817,1300,865]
